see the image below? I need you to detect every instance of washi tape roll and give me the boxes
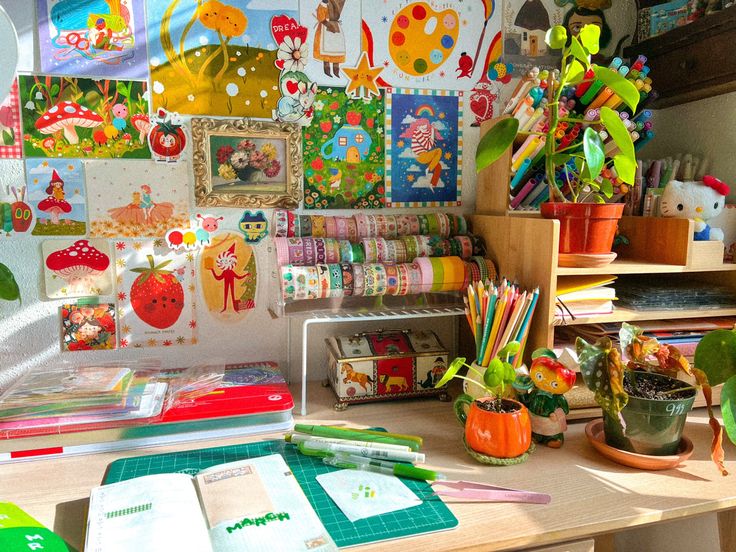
[426,213,441,236]
[362,263,387,296]
[341,263,354,296]
[316,264,331,298]
[293,212,302,237]
[395,215,412,237]
[314,238,328,264]
[415,235,433,257]
[375,215,389,238]
[303,237,316,266]
[274,210,289,237]
[418,214,430,235]
[440,256,465,291]
[414,257,433,293]
[346,218,358,241]
[429,257,445,292]
[402,236,418,262]
[454,236,474,259]
[352,263,365,296]
[327,263,343,298]
[466,258,481,284]
[324,216,337,239]
[287,210,296,237]
[362,238,379,263]
[335,217,349,239]
[384,215,398,239]
[447,214,458,237]
[339,240,354,263]
[351,242,365,263]
[280,265,297,300]
[385,264,400,295]
[300,215,312,237]
[392,239,408,263]
[407,215,421,235]
[471,255,489,281]
[288,237,306,265]
[325,239,342,264]
[312,215,326,237]
[355,214,370,238]
[396,263,410,296]
[437,213,450,238]
[366,215,379,238]
[457,214,468,235]
[273,237,291,265]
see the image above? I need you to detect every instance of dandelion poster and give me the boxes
[25,159,87,236]
[37,0,149,79]
[115,239,197,348]
[303,87,385,209]
[145,0,298,118]
[362,0,496,90]
[18,75,151,159]
[86,160,190,238]
[61,303,117,351]
[0,80,23,159]
[385,88,462,207]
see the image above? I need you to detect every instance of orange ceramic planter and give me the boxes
[540,202,624,254]
[455,395,532,458]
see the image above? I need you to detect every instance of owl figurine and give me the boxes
[660,175,731,241]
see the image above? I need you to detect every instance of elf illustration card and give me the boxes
[61,303,117,351]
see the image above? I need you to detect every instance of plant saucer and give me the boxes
[463,437,534,465]
[585,419,693,470]
[558,252,617,268]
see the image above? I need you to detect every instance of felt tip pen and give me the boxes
[285,433,412,452]
[323,453,446,481]
[299,439,426,463]
[293,424,422,450]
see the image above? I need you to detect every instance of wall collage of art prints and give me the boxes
[0,0,532,352]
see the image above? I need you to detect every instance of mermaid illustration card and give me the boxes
[61,303,117,351]
[385,88,462,207]
[115,239,196,348]
[38,0,149,79]
[86,160,190,238]
[25,159,87,236]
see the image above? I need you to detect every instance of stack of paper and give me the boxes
[556,275,617,319]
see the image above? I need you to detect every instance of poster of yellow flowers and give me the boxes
[145,0,297,117]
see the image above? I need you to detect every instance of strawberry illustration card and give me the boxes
[115,240,197,348]
[42,239,114,299]
[61,303,117,352]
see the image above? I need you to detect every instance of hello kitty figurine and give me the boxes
[660,175,731,241]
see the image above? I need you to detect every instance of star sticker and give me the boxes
[343,52,383,100]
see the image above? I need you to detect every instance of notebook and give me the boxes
[85,454,337,552]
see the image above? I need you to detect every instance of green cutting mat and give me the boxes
[104,439,458,548]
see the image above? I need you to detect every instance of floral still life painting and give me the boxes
[43,238,113,299]
[61,303,117,351]
[19,75,151,159]
[86,160,190,238]
[115,239,197,348]
[25,159,87,236]
[37,0,149,79]
[145,0,297,118]
[303,87,385,209]
[193,118,302,208]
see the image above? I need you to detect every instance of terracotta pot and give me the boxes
[540,202,624,254]
[454,394,532,458]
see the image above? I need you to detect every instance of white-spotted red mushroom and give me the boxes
[45,239,110,293]
[37,196,72,224]
[131,113,152,143]
[35,101,103,145]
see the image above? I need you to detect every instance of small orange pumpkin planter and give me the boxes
[455,395,532,459]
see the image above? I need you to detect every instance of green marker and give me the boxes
[293,424,421,451]
[323,453,445,481]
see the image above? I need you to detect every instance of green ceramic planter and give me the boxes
[603,372,697,456]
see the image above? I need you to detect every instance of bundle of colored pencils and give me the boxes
[464,279,539,369]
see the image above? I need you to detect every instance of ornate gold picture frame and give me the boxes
[193,118,302,208]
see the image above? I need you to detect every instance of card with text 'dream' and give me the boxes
[0,502,73,551]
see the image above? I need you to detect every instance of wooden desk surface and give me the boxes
[1,383,735,551]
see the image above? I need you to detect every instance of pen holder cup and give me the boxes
[454,394,532,459]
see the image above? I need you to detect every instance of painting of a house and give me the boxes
[321,125,372,163]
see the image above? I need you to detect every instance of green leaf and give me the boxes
[49,83,60,97]
[568,36,590,66]
[0,262,20,303]
[613,155,637,185]
[593,195,606,204]
[435,357,467,388]
[721,375,736,445]
[532,348,557,360]
[484,357,504,388]
[578,24,601,54]
[566,59,587,85]
[695,329,736,386]
[583,127,605,179]
[545,25,567,50]
[116,82,129,96]
[2,130,13,145]
[593,66,640,112]
[601,106,635,159]
[497,341,521,358]
[475,117,519,173]
[600,178,614,198]
[550,153,570,166]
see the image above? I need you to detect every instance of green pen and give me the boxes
[293,424,421,451]
[323,453,445,481]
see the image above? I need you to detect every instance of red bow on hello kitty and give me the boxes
[703,175,731,196]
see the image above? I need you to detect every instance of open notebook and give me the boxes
[85,454,337,552]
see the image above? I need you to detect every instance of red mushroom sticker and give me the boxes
[43,239,112,297]
[35,101,103,145]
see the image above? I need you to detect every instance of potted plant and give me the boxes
[435,343,533,464]
[475,24,641,260]
[577,322,727,474]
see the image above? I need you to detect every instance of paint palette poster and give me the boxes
[115,240,196,348]
[362,0,496,90]
[18,75,151,159]
[25,159,87,236]
[43,238,114,298]
[502,0,564,76]
[385,88,462,207]
[0,160,33,238]
[61,303,117,351]
[145,0,297,117]
[38,0,149,79]
[0,80,23,159]
[86,160,190,238]
[299,0,362,86]
[303,88,385,209]
[200,232,256,323]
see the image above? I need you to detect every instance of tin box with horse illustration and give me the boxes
[325,329,449,409]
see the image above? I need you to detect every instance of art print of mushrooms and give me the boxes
[45,239,110,294]
[131,113,152,143]
[35,101,103,145]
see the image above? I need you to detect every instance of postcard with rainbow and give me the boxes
[386,88,462,207]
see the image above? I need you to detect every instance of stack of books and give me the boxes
[555,275,617,320]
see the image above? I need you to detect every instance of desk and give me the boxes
[1,383,735,551]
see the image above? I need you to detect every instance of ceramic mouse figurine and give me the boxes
[660,175,731,241]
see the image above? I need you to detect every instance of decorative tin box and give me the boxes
[325,329,450,409]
